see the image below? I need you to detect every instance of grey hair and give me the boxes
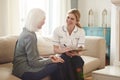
[25,8,45,32]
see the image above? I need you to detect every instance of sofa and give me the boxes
[0,35,106,80]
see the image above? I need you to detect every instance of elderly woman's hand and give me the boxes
[49,55,64,63]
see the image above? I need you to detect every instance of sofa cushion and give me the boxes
[83,36,106,58]
[0,35,18,63]
[0,68,11,80]
[0,63,13,69]
[81,56,100,74]
[0,63,20,80]
[37,36,54,56]
[0,68,20,80]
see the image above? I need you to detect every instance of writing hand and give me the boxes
[65,51,79,57]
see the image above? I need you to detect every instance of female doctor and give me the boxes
[53,8,85,80]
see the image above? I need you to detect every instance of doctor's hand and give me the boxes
[65,51,80,57]
[60,47,72,53]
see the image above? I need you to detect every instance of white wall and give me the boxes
[78,0,111,27]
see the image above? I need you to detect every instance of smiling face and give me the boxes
[66,13,77,27]
[66,9,81,28]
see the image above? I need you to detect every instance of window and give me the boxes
[19,0,71,37]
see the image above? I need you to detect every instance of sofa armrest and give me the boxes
[83,36,106,68]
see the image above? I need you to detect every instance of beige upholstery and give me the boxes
[0,35,106,80]
[0,35,18,63]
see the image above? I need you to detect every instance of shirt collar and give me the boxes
[62,25,78,33]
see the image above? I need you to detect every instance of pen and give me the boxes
[64,44,67,47]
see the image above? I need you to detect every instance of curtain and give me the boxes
[0,0,20,36]
[19,0,71,36]
[38,0,71,36]
[7,0,20,35]
[42,0,71,36]
[0,0,71,36]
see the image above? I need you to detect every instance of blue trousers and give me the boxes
[60,53,84,80]
[21,54,84,80]
[21,63,65,80]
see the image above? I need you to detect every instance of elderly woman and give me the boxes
[12,8,65,80]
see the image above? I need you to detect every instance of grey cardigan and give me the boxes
[12,28,52,78]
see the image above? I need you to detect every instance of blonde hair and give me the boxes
[67,8,81,28]
[25,8,45,32]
